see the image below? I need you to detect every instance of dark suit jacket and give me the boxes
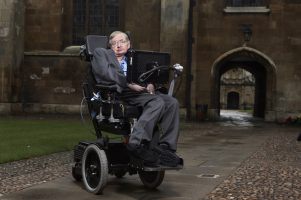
[92,48,126,93]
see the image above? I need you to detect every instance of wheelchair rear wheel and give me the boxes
[139,171,165,188]
[82,144,108,194]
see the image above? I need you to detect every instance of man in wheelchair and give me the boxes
[91,31,180,167]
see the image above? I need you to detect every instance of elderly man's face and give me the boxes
[111,33,130,56]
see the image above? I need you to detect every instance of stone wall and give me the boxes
[192,0,301,122]
[24,0,63,51]
[19,0,164,114]
[160,0,189,108]
[23,53,88,114]
[124,0,161,52]
[0,0,24,114]
[125,0,189,110]
[6,0,301,123]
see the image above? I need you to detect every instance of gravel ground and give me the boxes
[0,114,220,196]
[205,127,301,200]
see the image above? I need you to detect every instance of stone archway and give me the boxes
[210,47,277,122]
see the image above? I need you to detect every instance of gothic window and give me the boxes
[72,0,122,45]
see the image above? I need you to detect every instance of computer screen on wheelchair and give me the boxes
[126,50,171,84]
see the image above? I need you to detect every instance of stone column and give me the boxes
[0,0,25,114]
[160,0,189,118]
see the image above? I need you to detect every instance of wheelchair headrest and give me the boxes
[84,35,109,61]
[125,31,133,50]
[83,32,132,62]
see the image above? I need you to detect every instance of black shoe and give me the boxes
[127,144,160,167]
[152,144,180,167]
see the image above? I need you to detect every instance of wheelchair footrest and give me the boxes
[143,164,184,171]
[130,155,184,171]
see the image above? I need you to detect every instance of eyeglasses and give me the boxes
[110,39,128,48]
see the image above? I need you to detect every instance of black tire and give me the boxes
[297,132,301,141]
[82,144,108,195]
[139,171,165,188]
[72,166,82,181]
[115,170,127,178]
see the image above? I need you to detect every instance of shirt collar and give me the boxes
[122,56,127,63]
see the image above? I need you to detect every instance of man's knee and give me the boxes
[155,96,165,110]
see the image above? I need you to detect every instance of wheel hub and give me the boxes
[85,153,101,188]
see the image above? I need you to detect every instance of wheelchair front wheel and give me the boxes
[82,144,108,194]
[72,165,82,181]
[115,170,127,178]
[139,171,165,188]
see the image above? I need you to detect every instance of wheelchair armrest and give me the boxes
[95,84,118,91]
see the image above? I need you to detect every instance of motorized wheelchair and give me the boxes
[71,32,184,194]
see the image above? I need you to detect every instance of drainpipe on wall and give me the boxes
[186,0,195,120]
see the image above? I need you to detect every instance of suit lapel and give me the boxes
[107,49,123,71]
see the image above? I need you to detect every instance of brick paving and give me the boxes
[205,127,301,200]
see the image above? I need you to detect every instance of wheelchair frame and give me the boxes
[71,34,184,194]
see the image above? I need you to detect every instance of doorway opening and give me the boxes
[220,68,256,114]
[227,92,239,109]
[211,47,277,121]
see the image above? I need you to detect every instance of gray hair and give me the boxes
[109,31,129,46]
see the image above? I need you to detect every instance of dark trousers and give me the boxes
[117,88,180,151]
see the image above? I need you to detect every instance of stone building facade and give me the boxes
[0,0,24,114]
[1,0,301,123]
[220,68,255,110]
[193,0,301,122]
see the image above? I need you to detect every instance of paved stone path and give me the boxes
[0,121,220,196]
[204,127,301,200]
[0,152,73,195]
[1,111,300,200]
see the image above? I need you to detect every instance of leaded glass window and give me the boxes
[72,0,87,45]
[226,0,267,7]
[72,0,120,45]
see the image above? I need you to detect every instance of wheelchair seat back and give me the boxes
[84,35,109,62]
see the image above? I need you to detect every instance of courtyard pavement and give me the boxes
[1,110,300,200]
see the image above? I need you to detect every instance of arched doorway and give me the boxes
[210,47,277,121]
[220,68,255,111]
[227,92,239,109]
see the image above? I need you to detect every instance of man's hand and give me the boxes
[127,83,149,93]
[147,84,155,94]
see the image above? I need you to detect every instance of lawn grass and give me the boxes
[239,110,253,114]
[0,119,115,164]
[0,119,188,164]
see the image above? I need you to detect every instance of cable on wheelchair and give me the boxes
[138,66,182,97]
[80,97,97,136]
[80,97,125,140]
[173,71,182,97]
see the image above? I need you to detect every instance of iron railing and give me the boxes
[225,0,268,7]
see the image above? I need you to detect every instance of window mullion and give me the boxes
[86,0,90,36]
[102,0,106,36]
[119,0,125,32]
